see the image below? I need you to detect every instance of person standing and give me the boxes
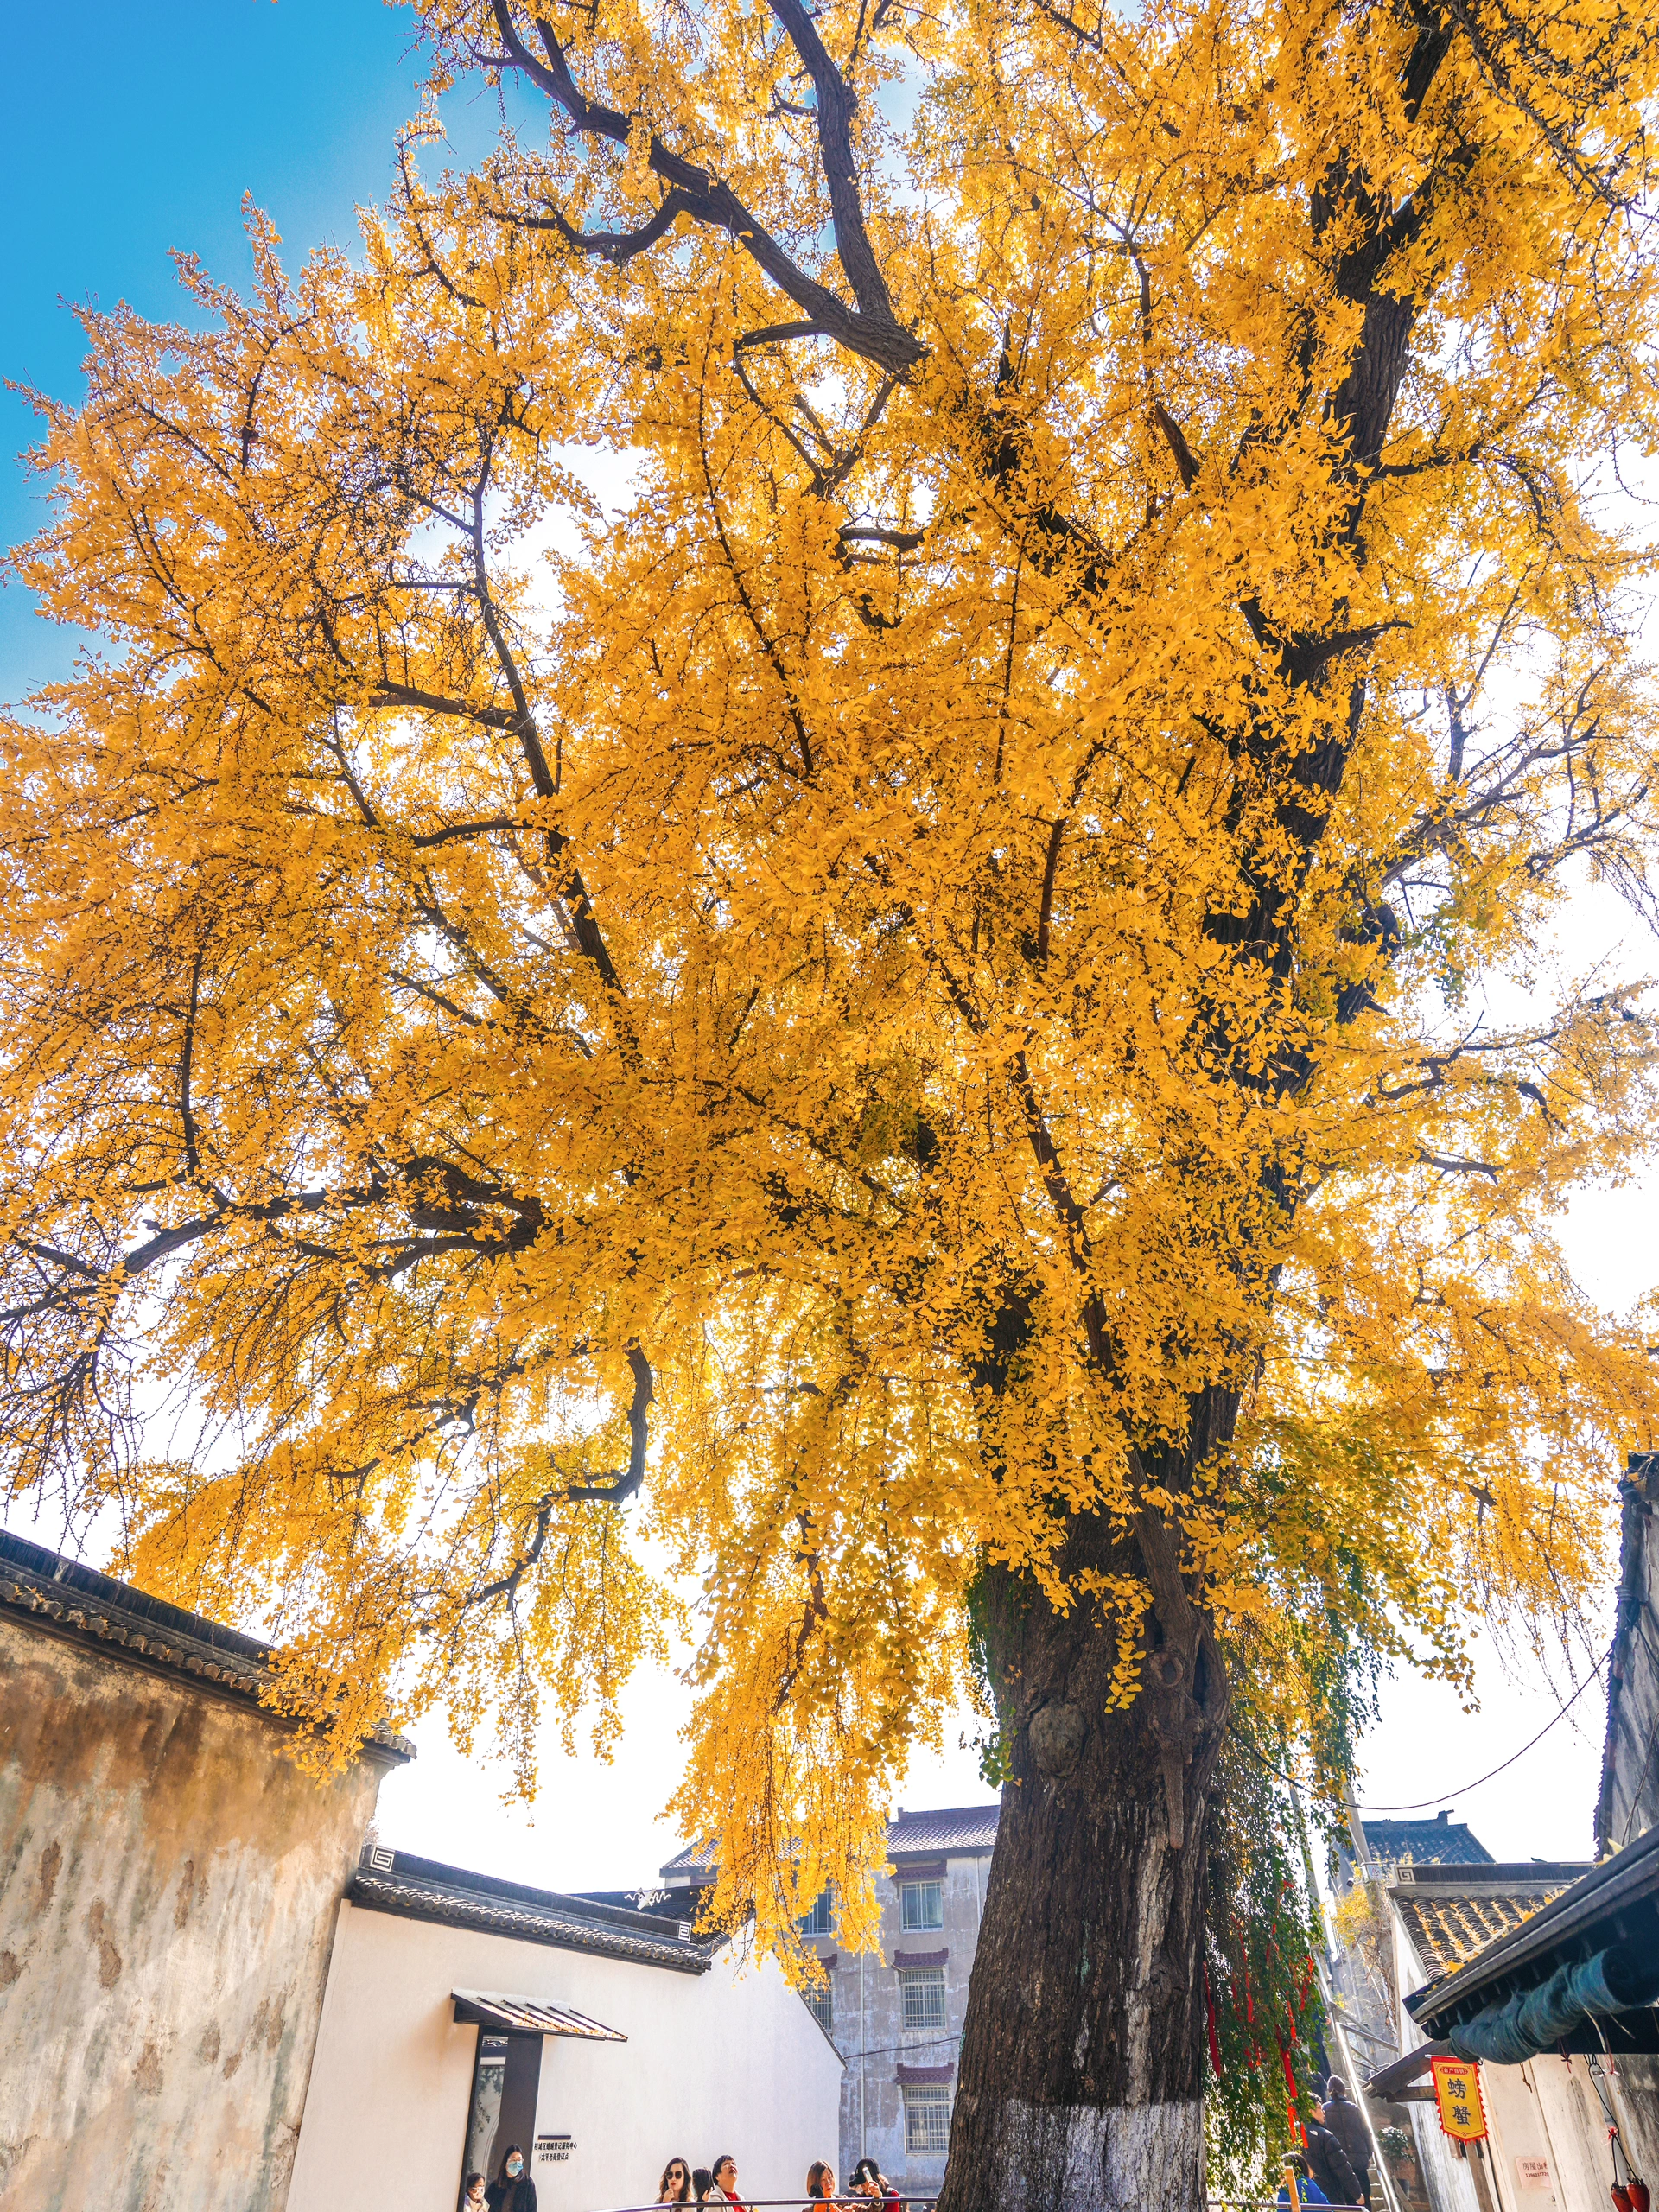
[1325,2077,1373,2208]
[1305,2101,1363,2208]
[708,2154,747,2211]
[806,2161,837,2200]
[486,2145,537,2212]
[461,2176,488,2212]
[659,2158,695,2204]
[692,2171,714,2201]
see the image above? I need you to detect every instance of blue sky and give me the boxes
[0,0,527,696]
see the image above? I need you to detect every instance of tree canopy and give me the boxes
[5,0,1659,1976]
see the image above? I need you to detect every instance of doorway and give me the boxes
[461,2031,544,2201]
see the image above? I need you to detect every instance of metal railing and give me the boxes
[584,2200,939,2209]
[584,2200,938,2211]
[588,2198,1366,2211]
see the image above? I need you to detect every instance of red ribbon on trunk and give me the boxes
[1205,1965,1224,2080]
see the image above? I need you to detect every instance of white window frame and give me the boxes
[902,2082,952,2156]
[805,1980,834,2036]
[899,1878,944,1932]
[799,1887,835,1937]
[898,1966,948,2031]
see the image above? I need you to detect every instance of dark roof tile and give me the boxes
[1355,1814,1493,1866]
[0,1527,412,1763]
[352,1849,711,1973]
[660,1802,1000,1881]
[1392,1875,1586,1978]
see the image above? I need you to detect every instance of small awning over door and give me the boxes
[451,1988,627,2039]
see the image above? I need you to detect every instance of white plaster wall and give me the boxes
[1525,2058,1618,2212]
[286,1903,842,2212]
[1478,2061,1561,2210]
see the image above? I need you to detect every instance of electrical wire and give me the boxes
[830,2029,965,2064]
[1229,1652,1606,1813]
[1351,1656,1606,1811]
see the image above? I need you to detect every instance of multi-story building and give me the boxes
[659,1802,1000,2196]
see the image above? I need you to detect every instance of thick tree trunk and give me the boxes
[939,1507,1228,2212]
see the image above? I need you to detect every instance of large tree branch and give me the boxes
[482,1,923,375]
[460,457,629,1006]
[763,0,900,327]
[524,188,703,264]
[469,1346,655,1610]
[563,1346,654,1501]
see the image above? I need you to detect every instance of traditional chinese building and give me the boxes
[289,1847,842,2212]
[1351,1453,1659,2212]
[0,1530,841,2212]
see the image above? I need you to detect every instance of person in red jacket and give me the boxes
[708,2155,747,2212]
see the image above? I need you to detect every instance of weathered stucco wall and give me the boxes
[0,1610,387,2212]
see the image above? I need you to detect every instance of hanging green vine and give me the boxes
[1204,1725,1333,2194]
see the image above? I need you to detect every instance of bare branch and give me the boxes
[481,2,924,375]
[468,1346,655,1610]
[1418,1148,1500,1183]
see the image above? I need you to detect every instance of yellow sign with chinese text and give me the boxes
[1431,2056,1488,2142]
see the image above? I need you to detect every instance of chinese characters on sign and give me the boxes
[1430,2056,1488,2142]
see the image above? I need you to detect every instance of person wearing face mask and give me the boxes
[486,2145,537,2212]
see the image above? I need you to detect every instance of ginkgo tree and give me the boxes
[6,0,1659,2198]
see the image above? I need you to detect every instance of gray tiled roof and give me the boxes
[352,1848,712,1973]
[889,1803,999,1853]
[660,1801,1001,1880]
[1392,1877,1582,1977]
[1355,1813,1493,1866]
[0,1528,411,1763]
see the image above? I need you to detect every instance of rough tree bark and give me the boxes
[942,1436,1232,2212]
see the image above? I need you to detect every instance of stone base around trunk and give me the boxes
[975,2094,1205,2210]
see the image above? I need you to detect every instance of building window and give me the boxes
[799,1887,835,1936]
[903,2082,953,2156]
[899,1878,943,1932]
[899,1967,948,2031]
[805,1980,834,2037]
